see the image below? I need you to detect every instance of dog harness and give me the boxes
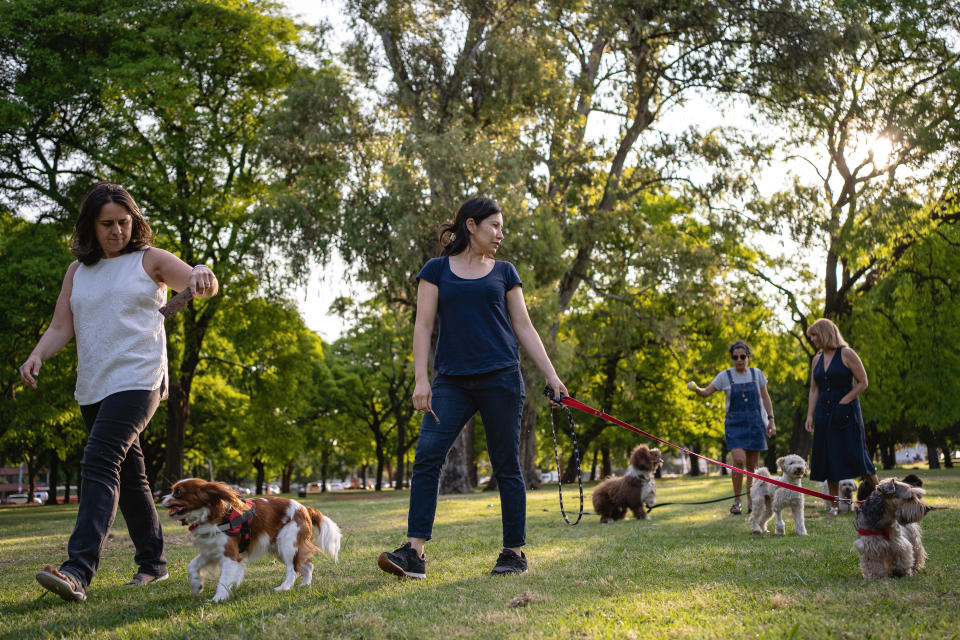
[857,527,891,540]
[219,500,256,552]
[189,500,256,552]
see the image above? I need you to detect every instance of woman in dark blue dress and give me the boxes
[805,318,878,514]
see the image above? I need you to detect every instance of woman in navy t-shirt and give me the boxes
[377,197,567,579]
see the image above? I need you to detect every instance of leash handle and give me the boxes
[159,288,194,319]
[543,384,564,404]
[546,386,583,526]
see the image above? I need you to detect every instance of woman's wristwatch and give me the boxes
[767,415,775,421]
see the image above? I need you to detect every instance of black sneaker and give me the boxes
[490,549,528,576]
[377,542,426,579]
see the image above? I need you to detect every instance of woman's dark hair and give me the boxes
[438,197,502,256]
[728,340,752,357]
[70,182,153,265]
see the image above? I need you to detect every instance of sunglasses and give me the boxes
[731,354,748,361]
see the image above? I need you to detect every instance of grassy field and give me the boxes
[1,468,958,640]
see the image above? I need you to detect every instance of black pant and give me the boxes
[61,389,166,587]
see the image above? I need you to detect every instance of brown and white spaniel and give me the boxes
[162,478,341,601]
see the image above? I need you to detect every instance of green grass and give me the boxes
[1,469,959,640]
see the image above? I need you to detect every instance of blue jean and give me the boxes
[61,389,166,587]
[407,366,527,547]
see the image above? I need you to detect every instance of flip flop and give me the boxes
[729,503,742,515]
[36,566,86,602]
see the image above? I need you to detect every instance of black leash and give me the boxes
[646,492,746,511]
[544,386,584,525]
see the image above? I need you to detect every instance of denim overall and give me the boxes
[724,368,767,451]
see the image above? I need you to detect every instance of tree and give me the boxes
[747,0,960,323]
[331,305,420,490]
[0,212,84,501]
[337,0,835,487]
[0,0,355,489]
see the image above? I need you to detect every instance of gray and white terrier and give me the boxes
[854,479,928,579]
[749,454,808,535]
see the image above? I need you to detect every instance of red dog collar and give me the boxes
[857,527,891,540]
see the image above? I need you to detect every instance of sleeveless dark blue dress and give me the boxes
[809,347,876,482]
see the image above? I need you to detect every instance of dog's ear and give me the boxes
[877,479,896,495]
[901,473,923,488]
[856,480,873,502]
[776,456,785,471]
[857,492,886,526]
[204,481,244,508]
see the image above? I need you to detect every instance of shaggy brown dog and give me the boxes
[591,445,662,523]
[854,479,927,579]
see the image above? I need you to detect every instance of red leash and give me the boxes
[553,392,853,505]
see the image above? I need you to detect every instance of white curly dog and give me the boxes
[748,454,808,536]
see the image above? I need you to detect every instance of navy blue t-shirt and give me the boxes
[416,256,522,376]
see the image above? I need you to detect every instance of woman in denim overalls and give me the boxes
[688,340,777,514]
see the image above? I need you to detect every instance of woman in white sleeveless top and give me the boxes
[19,182,218,602]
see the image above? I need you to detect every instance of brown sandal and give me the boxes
[36,565,86,602]
[729,502,742,515]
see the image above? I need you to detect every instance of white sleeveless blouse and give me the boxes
[70,249,168,405]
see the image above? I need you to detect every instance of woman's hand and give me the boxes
[412,379,433,414]
[189,265,216,298]
[804,416,814,433]
[546,375,567,407]
[19,354,43,388]
[766,419,777,438]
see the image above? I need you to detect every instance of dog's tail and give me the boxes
[754,466,771,479]
[306,506,342,562]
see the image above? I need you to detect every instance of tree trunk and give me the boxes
[940,438,953,468]
[253,457,265,495]
[439,417,473,494]
[63,458,73,504]
[374,452,385,491]
[881,444,896,470]
[27,456,36,504]
[687,445,701,477]
[764,436,780,475]
[789,407,811,461]
[281,460,294,493]
[601,446,611,478]
[484,476,499,492]
[46,450,59,505]
[162,381,190,491]
[925,439,940,469]
[720,437,729,475]
[361,462,369,489]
